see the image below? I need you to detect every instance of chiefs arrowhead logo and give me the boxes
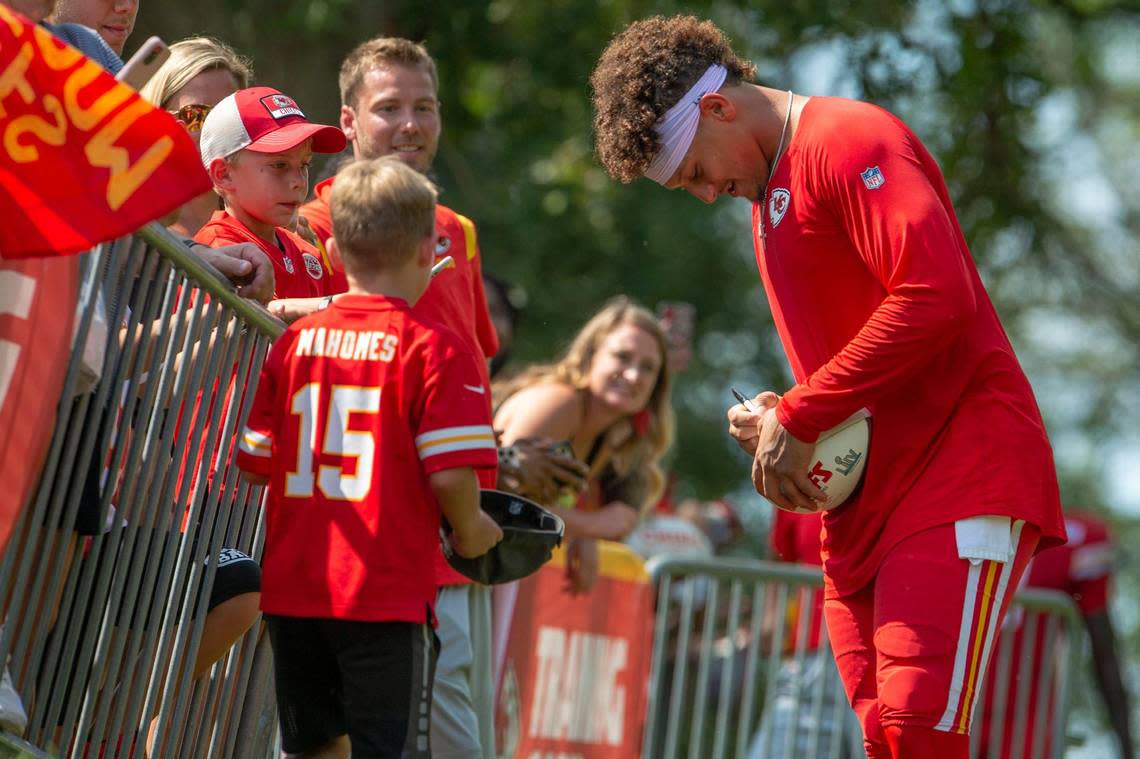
[768,188,790,229]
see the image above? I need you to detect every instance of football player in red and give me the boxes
[591,16,1066,759]
[194,86,345,299]
[236,157,502,759]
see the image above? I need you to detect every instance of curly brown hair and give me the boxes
[590,15,757,182]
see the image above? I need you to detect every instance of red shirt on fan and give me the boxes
[235,294,498,622]
[753,97,1065,597]
[303,180,500,587]
[195,209,333,298]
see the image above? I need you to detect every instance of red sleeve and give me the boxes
[413,333,498,474]
[776,113,978,441]
[234,335,286,478]
[192,224,229,247]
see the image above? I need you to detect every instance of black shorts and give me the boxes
[115,542,261,630]
[266,615,438,758]
[207,547,261,611]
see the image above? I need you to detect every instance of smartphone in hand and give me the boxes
[116,36,170,90]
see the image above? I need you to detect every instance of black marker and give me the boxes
[731,387,759,412]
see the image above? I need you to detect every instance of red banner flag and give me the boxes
[495,542,655,759]
[0,254,77,553]
[0,7,212,258]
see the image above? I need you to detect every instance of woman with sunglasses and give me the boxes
[140,37,253,238]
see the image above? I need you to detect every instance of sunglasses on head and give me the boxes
[169,103,212,132]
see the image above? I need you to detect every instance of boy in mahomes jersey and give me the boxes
[194,86,346,299]
[236,157,502,759]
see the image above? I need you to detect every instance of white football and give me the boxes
[783,408,871,514]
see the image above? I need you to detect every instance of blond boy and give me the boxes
[195,86,344,299]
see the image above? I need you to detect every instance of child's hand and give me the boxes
[451,511,503,558]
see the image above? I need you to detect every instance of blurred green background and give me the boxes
[134,1,1138,751]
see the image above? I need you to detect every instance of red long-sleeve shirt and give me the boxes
[753,97,1065,597]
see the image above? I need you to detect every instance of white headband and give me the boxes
[644,64,728,185]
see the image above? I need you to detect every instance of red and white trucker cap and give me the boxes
[199,86,346,168]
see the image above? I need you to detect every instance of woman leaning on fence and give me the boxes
[493,296,675,592]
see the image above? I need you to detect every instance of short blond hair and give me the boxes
[331,157,437,273]
[139,37,253,108]
[339,36,438,110]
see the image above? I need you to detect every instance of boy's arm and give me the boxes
[268,295,334,324]
[234,342,282,485]
[429,466,502,558]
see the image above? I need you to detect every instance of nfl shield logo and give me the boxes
[860,166,885,190]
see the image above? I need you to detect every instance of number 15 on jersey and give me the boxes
[285,383,380,502]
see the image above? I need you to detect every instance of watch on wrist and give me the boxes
[498,445,520,470]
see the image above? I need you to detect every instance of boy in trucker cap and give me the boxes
[194,86,346,298]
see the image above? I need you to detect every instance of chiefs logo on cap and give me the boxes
[261,94,304,121]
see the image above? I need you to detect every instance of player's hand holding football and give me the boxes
[727,391,779,456]
[753,407,828,512]
[450,511,504,559]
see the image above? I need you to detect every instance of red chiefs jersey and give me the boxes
[752,97,1065,597]
[299,177,348,293]
[303,179,500,586]
[195,210,333,298]
[235,294,498,622]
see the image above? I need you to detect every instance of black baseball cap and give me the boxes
[442,489,565,585]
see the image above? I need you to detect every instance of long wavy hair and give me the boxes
[497,296,675,511]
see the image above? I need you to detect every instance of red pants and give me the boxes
[824,520,1039,759]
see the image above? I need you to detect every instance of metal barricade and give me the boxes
[0,223,285,758]
[644,556,1083,759]
[970,588,1084,759]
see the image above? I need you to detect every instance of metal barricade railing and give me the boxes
[644,556,1084,759]
[970,588,1084,759]
[0,223,286,758]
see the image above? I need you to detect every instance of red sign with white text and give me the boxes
[496,542,653,759]
[0,255,77,552]
[0,7,211,258]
